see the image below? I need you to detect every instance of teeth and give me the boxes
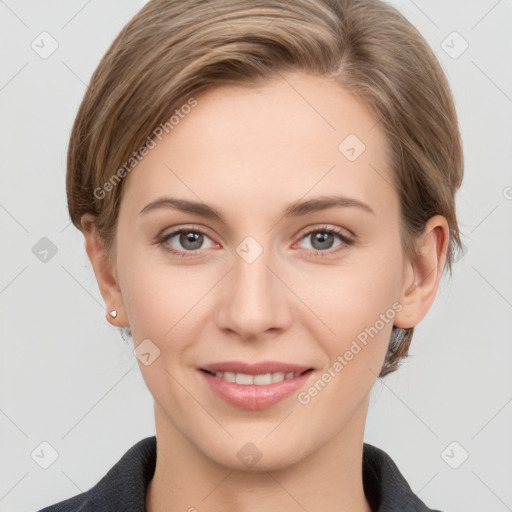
[235,373,254,385]
[254,373,272,385]
[222,371,236,382]
[211,371,303,385]
[271,372,285,383]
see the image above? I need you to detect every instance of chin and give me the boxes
[197,436,312,473]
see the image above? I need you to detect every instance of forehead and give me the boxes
[121,71,395,220]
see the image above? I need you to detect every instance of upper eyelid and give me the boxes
[161,224,216,239]
[295,224,353,239]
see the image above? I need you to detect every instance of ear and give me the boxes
[393,215,449,329]
[81,214,128,328]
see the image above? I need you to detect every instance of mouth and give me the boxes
[197,361,314,410]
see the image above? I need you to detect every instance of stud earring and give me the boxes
[108,310,118,318]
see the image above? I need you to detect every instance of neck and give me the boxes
[146,400,372,512]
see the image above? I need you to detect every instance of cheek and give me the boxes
[116,249,200,403]
[293,260,401,431]
[296,252,401,338]
[291,240,403,379]
[117,245,199,337]
[117,253,162,339]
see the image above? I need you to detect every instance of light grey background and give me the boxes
[1,1,511,511]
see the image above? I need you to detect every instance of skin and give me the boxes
[82,70,448,512]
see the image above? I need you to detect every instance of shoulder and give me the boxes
[362,442,444,512]
[35,436,156,512]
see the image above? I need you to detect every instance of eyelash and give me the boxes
[156,225,354,259]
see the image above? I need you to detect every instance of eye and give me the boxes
[157,227,216,257]
[157,224,354,258]
[296,226,354,255]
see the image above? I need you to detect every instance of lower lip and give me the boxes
[199,370,313,410]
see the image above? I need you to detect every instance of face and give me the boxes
[113,71,409,470]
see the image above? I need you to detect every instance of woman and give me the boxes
[37,0,463,510]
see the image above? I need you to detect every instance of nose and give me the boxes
[215,242,292,342]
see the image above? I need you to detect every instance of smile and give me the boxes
[198,362,314,410]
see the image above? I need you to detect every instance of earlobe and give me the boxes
[81,214,127,327]
[393,215,449,329]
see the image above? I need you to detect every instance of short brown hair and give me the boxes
[66,0,464,377]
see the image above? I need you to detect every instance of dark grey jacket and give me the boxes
[36,436,443,511]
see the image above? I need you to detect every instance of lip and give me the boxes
[198,361,314,410]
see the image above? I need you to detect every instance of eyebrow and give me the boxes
[139,195,375,223]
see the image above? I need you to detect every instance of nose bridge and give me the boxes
[217,235,288,338]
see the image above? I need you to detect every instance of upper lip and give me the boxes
[199,361,313,375]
